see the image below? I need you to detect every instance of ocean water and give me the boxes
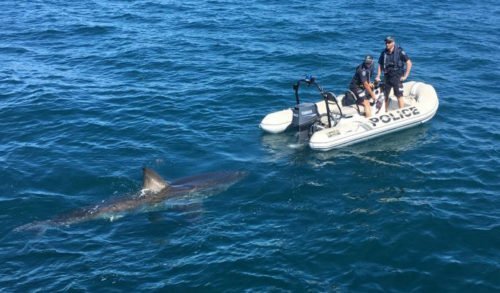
[1,0,499,291]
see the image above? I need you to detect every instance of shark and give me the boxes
[14,167,247,233]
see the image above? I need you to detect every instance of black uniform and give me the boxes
[349,63,374,102]
[378,46,410,98]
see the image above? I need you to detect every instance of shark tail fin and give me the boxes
[13,220,51,235]
[143,168,170,193]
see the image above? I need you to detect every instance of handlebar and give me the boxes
[292,76,343,128]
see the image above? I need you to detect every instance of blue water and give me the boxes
[1,0,499,291]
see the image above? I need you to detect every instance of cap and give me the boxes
[385,36,395,43]
[364,55,373,64]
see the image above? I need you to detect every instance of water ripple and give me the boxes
[1,0,499,291]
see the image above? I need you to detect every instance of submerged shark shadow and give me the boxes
[14,167,247,233]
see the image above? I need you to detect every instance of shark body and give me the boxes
[15,168,246,232]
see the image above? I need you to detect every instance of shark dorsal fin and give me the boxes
[142,168,170,193]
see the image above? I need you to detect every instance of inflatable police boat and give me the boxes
[259,77,439,151]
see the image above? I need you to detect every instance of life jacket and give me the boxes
[350,64,373,89]
[383,46,405,74]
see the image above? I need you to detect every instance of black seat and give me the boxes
[342,90,357,106]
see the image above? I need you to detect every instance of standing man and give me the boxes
[375,36,412,111]
[349,55,377,117]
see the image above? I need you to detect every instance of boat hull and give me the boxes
[260,81,439,151]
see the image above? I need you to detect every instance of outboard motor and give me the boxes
[292,103,319,128]
[291,76,341,143]
[292,102,319,143]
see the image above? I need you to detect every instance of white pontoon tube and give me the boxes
[260,77,439,151]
